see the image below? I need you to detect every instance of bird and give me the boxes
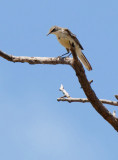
[47,26,92,71]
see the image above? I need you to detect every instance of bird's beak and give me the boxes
[46,32,51,36]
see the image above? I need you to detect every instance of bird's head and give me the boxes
[47,26,61,36]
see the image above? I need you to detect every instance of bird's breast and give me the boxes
[57,36,71,49]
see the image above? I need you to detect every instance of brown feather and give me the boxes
[64,28,84,50]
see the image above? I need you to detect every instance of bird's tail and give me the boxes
[76,48,92,71]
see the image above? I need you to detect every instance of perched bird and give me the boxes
[47,26,92,71]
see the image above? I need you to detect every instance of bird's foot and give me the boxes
[57,52,71,58]
[66,53,72,57]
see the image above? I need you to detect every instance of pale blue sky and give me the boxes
[0,0,118,160]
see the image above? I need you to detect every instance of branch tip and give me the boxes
[59,84,70,98]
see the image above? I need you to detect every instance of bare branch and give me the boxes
[70,47,118,131]
[57,97,118,106]
[0,49,118,131]
[59,84,70,98]
[0,50,72,65]
[58,84,118,106]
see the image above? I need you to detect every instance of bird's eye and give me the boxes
[52,28,56,32]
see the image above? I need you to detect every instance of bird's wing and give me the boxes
[64,28,84,50]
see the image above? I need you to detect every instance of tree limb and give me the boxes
[58,97,118,106]
[0,50,72,65]
[57,84,118,106]
[70,47,118,131]
[0,49,118,131]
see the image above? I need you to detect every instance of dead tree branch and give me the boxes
[70,47,118,131]
[59,84,70,98]
[57,84,118,106]
[0,49,118,131]
[0,50,72,65]
[58,97,118,106]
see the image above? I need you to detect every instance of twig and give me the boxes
[57,97,118,106]
[59,84,70,98]
[89,80,93,85]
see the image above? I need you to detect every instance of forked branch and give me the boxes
[0,49,118,131]
[57,84,118,106]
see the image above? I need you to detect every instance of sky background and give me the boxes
[0,0,118,159]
